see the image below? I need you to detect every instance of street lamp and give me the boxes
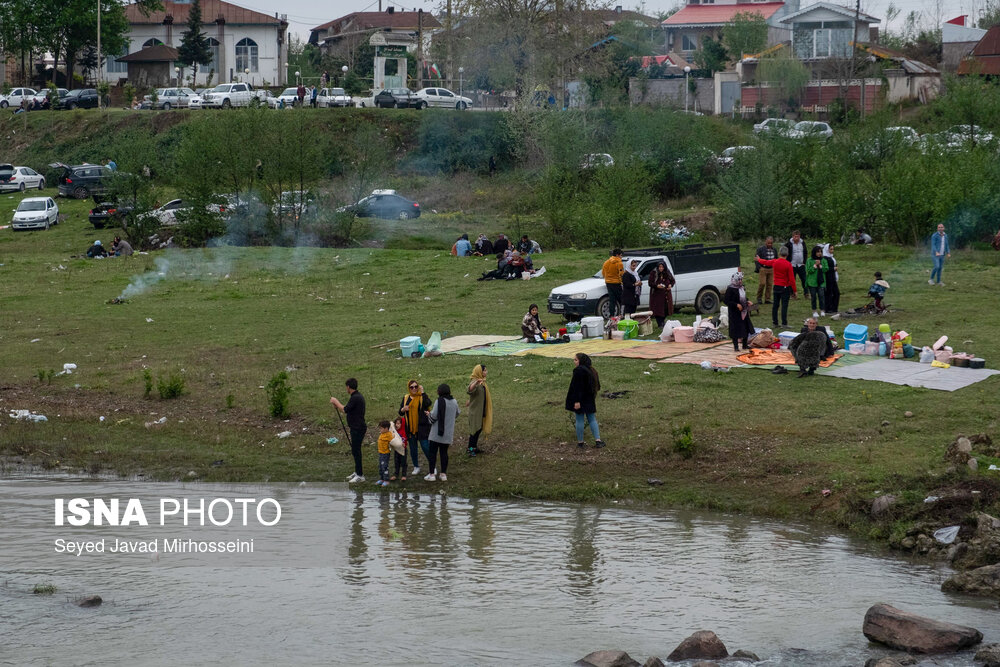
[244,67,250,85]
[459,66,464,98]
[683,65,691,112]
[175,66,180,88]
[295,71,301,86]
[341,64,348,88]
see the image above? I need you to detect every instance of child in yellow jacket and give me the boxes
[375,421,392,486]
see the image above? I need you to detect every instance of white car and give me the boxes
[146,87,197,109]
[32,88,68,107]
[0,164,45,192]
[271,88,300,108]
[11,197,59,230]
[1,87,38,108]
[789,121,833,140]
[581,153,614,169]
[413,87,472,110]
[318,87,353,107]
[546,245,740,319]
[187,88,212,109]
[716,146,756,167]
[752,117,795,136]
[144,198,225,226]
[356,91,376,108]
[884,126,920,145]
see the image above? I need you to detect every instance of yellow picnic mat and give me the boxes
[736,348,844,368]
[593,340,727,359]
[439,335,524,354]
[513,338,656,358]
[658,345,747,368]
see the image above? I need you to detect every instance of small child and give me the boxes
[391,417,408,482]
[375,420,392,486]
[868,272,890,312]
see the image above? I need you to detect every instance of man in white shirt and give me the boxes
[784,230,807,294]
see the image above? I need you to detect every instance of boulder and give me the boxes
[641,658,665,667]
[952,538,1000,570]
[863,603,983,653]
[941,563,1000,599]
[957,437,973,453]
[976,512,1000,538]
[975,643,1000,664]
[871,495,898,517]
[731,649,760,661]
[969,458,979,471]
[864,659,904,667]
[575,650,640,667]
[77,595,102,608]
[667,631,728,661]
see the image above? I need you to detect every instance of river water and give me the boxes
[1,478,995,666]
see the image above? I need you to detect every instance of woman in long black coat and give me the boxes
[823,244,840,314]
[648,261,675,327]
[565,353,604,449]
[723,271,754,351]
[621,259,641,316]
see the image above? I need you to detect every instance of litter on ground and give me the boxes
[9,410,47,422]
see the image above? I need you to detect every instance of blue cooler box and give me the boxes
[400,336,422,358]
[843,323,868,349]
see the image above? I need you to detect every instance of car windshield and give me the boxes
[332,88,345,95]
[212,85,230,92]
[18,201,45,211]
[281,88,297,96]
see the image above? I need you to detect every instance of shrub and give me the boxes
[672,424,695,458]
[266,371,291,418]
[157,372,185,399]
[33,584,56,595]
[143,369,153,398]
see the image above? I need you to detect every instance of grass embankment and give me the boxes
[2,188,1000,543]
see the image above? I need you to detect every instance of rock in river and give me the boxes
[575,650,640,667]
[77,595,103,608]
[863,603,983,653]
[667,630,728,661]
[942,563,1000,600]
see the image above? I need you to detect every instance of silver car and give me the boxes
[11,197,59,230]
[414,87,473,110]
[752,117,795,136]
[149,87,197,110]
[789,121,833,140]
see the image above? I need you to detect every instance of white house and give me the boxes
[106,0,289,87]
[778,2,879,60]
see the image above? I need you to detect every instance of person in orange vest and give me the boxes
[601,248,624,318]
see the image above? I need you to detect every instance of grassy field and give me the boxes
[2,185,1000,543]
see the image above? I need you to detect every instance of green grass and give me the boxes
[2,186,1000,543]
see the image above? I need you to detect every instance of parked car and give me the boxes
[374,88,419,108]
[146,87,197,109]
[0,87,38,108]
[581,153,614,169]
[716,146,756,167]
[337,189,420,219]
[11,196,59,230]
[58,88,100,110]
[413,87,473,110]
[0,164,45,192]
[88,200,133,229]
[318,87,353,107]
[187,88,213,109]
[274,190,316,219]
[942,124,996,148]
[32,88,68,108]
[272,88,301,108]
[789,120,833,140]
[50,162,114,199]
[202,82,269,108]
[356,91,377,108]
[850,126,920,167]
[884,126,921,144]
[142,198,226,226]
[547,244,740,319]
[752,117,795,136]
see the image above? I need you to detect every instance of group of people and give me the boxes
[85,236,133,258]
[753,231,841,328]
[471,234,542,281]
[329,367,494,485]
[601,249,676,326]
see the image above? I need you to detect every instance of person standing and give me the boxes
[823,244,840,314]
[296,82,306,107]
[330,378,367,483]
[930,223,950,285]
[426,384,460,481]
[602,249,624,318]
[621,259,642,317]
[310,85,318,108]
[724,271,754,351]
[466,364,492,456]
[755,236,777,304]
[375,421,392,486]
[566,353,604,449]
[647,260,675,327]
[805,245,828,316]
[399,380,432,476]
[784,230,808,293]
[755,246,797,328]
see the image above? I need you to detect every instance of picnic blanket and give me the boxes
[816,357,1000,391]
[593,341,726,360]
[736,349,843,368]
[438,335,523,354]
[513,338,657,359]
[657,345,747,368]
[449,340,542,356]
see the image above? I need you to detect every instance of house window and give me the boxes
[814,28,831,58]
[236,38,258,73]
[682,34,697,51]
[199,38,220,73]
[108,47,128,73]
[143,38,164,48]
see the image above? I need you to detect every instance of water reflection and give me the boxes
[566,506,602,595]
[345,489,368,586]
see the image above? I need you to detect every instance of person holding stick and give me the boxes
[330,378,367,483]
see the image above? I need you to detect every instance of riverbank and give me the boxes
[3,211,1000,549]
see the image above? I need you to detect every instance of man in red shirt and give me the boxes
[755,246,797,328]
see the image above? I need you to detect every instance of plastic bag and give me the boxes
[388,423,405,455]
[659,319,683,342]
[919,346,934,363]
[933,525,960,544]
[422,331,442,357]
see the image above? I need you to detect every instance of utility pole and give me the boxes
[97,0,101,84]
[417,9,423,90]
[445,0,452,92]
[855,0,864,118]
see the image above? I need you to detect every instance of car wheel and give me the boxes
[162,102,171,110]
[695,288,720,314]
[222,99,231,108]
[67,102,76,110]
[597,296,611,320]
[458,102,467,110]
[19,182,25,192]
[92,221,106,230]
[419,101,428,110]
[0,101,7,108]
[73,186,89,199]
[397,210,410,220]
[38,179,45,190]
[44,218,50,230]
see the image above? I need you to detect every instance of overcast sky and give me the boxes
[235,0,984,43]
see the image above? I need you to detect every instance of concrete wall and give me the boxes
[884,69,940,104]
[628,77,716,113]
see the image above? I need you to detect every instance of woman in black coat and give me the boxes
[823,244,840,314]
[621,259,641,316]
[723,271,754,351]
[565,353,605,449]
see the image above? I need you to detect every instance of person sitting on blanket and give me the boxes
[521,304,548,341]
[788,318,832,378]
[798,317,835,359]
[505,251,527,279]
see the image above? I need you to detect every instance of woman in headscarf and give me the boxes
[466,364,492,456]
[724,270,754,351]
[823,243,840,315]
[621,259,642,317]
[565,353,605,449]
[398,379,432,476]
[521,303,547,340]
[426,383,460,482]
[647,260,675,327]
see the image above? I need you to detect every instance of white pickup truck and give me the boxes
[547,244,740,319]
[202,82,270,108]
[319,87,353,107]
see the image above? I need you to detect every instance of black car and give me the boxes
[374,88,419,109]
[88,201,133,229]
[59,88,100,110]
[339,189,421,219]
[50,162,114,199]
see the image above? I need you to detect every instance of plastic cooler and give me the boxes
[399,336,422,358]
[843,323,868,349]
[778,331,797,348]
[581,316,604,338]
[672,326,694,342]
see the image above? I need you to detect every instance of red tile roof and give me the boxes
[126,0,283,26]
[312,11,442,35]
[663,2,785,26]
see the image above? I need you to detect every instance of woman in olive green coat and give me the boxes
[466,364,493,456]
